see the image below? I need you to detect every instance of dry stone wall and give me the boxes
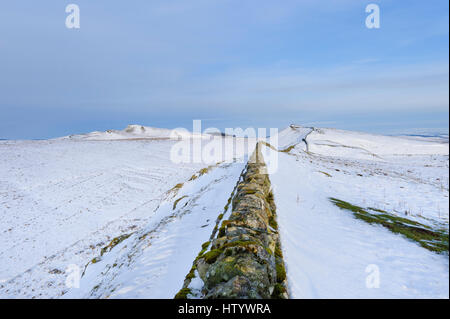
[176,143,289,299]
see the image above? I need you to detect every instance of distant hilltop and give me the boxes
[60,124,200,141]
[59,124,239,141]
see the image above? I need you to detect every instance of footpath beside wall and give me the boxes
[176,143,289,299]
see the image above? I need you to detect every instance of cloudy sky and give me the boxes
[0,0,448,139]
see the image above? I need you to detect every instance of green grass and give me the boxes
[329,197,449,254]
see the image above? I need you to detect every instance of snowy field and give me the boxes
[0,127,256,298]
[0,138,203,298]
[268,127,449,298]
[66,161,247,298]
[0,125,448,298]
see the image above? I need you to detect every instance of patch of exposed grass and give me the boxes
[168,183,184,196]
[260,141,278,151]
[280,145,296,153]
[319,171,332,177]
[100,233,132,256]
[329,197,449,254]
[368,207,388,213]
[198,167,210,176]
[189,165,215,181]
[173,183,184,189]
[173,195,188,210]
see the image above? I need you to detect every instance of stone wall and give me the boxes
[176,143,288,299]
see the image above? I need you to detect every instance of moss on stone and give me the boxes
[272,283,286,298]
[222,240,259,250]
[203,249,223,264]
[276,262,286,282]
[201,241,211,250]
[218,220,233,237]
[174,288,192,299]
[218,225,226,237]
[268,216,278,229]
[265,247,273,255]
[175,143,290,299]
[185,269,196,280]
[205,258,243,287]
[274,244,283,258]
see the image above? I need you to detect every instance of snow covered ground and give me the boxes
[0,124,448,298]
[61,124,201,141]
[0,132,255,298]
[66,161,247,298]
[267,126,449,298]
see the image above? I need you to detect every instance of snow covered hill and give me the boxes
[61,124,205,141]
[0,133,256,298]
[275,125,449,159]
[266,125,449,298]
[0,124,448,298]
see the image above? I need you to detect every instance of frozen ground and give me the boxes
[66,161,247,298]
[0,125,448,298]
[0,133,255,298]
[267,126,449,298]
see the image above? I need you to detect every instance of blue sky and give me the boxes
[0,0,448,139]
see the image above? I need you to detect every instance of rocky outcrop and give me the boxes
[176,143,288,299]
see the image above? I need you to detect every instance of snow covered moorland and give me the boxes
[268,126,449,298]
[0,124,448,298]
